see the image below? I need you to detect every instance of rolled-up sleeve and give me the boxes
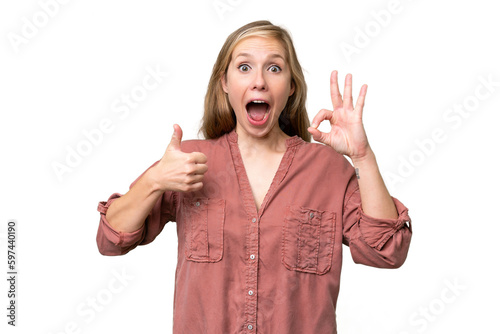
[96,193,148,255]
[342,175,412,268]
[96,162,177,256]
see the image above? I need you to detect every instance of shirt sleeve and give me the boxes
[342,174,412,268]
[96,162,177,256]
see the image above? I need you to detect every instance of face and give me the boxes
[221,36,295,140]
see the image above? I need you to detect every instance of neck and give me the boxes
[235,125,289,155]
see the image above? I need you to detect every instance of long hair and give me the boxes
[200,20,310,142]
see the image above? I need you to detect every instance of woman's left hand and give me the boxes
[308,71,371,161]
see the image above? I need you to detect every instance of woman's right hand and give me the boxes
[151,124,208,193]
[105,124,207,233]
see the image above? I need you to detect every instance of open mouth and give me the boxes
[246,100,270,125]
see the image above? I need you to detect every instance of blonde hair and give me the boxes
[200,20,310,142]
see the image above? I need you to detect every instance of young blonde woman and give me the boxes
[97,20,412,334]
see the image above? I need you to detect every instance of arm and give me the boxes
[351,148,398,219]
[308,71,411,267]
[343,182,411,268]
[97,124,208,254]
[106,124,208,233]
[105,166,166,233]
[308,70,397,220]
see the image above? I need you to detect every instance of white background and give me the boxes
[1,0,499,333]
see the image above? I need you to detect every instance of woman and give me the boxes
[97,20,412,334]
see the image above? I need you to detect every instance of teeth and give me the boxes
[252,100,266,103]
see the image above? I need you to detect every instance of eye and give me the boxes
[268,65,282,73]
[238,64,251,72]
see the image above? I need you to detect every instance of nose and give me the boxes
[251,69,267,91]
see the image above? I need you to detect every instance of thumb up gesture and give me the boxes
[152,124,208,192]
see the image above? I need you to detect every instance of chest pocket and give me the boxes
[182,198,225,262]
[281,205,336,275]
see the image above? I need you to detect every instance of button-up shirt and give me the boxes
[96,130,412,334]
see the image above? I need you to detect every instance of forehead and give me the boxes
[232,36,287,59]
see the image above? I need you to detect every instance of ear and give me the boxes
[221,74,228,93]
[289,79,295,96]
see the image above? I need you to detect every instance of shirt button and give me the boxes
[250,254,255,260]
[247,324,253,330]
[251,218,257,223]
[309,212,314,218]
[248,290,254,295]
[195,201,200,207]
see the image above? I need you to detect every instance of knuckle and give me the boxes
[185,165,197,175]
[179,184,190,192]
[183,175,194,184]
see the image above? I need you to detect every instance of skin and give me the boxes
[221,36,295,210]
[221,36,295,147]
[105,37,397,233]
[105,124,209,232]
[308,71,398,219]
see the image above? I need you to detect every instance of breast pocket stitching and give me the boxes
[281,205,336,275]
[182,198,225,263]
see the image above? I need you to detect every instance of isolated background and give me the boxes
[1,0,499,333]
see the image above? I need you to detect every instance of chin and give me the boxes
[238,121,280,139]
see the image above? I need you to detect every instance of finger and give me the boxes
[307,126,329,144]
[310,109,334,128]
[354,84,368,118]
[330,70,343,109]
[192,162,208,175]
[343,73,353,110]
[167,124,183,151]
[187,182,204,192]
[179,181,204,193]
[189,152,208,164]
[185,173,205,185]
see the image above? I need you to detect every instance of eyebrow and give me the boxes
[234,52,285,61]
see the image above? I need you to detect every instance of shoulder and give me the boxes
[297,140,347,161]
[180,134,229,154]
[296,140,354,173]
